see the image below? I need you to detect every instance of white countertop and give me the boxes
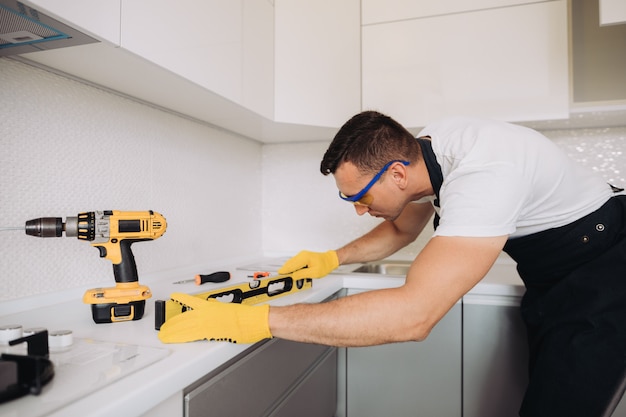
[0,259,523,417]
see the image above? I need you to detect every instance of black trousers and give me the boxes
[504,196,626,417]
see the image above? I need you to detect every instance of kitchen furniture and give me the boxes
[599,0,626,25]
[18,0,360,137]
[571,0,626,104]
[344,289,462,417]
[12,0,626,142]
[362,0,569,127]
[462,295,528,417]
[185,337,337,417]
[183,288,341,417]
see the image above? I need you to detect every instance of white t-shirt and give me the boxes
[417,117,613,238]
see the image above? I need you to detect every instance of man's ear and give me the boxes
[391,162,408,189]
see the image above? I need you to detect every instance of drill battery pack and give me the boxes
[90,300,146,323]
[83,282,152,324]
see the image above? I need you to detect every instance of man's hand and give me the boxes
[158,293,271,344]
[278,250,339,279]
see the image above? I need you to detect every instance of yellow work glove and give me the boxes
[158,293,271,344]
[278,250,339,280]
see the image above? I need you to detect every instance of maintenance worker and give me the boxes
[159,111,626,417]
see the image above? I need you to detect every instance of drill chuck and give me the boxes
[25,217,64,238]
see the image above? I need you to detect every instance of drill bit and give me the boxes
[0,226,25,232]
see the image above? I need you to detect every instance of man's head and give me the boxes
[321,111,425,220]
[320,111,420,177]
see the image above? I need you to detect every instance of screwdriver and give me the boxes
[173,271,230,285]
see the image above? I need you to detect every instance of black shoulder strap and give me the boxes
[416,137,444,229]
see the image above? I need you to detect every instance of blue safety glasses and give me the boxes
[339,160,410,206]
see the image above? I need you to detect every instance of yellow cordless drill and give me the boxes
[25,210,167,323]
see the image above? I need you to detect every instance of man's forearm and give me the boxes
[268,287,432,347]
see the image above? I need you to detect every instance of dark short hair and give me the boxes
[320,111,420,176]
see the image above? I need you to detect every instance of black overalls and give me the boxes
[418,138,626,417]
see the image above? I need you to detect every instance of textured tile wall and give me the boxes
[0,58,263,301]
[544,127,626,186]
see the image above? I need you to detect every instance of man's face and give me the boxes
[334,161,408,221]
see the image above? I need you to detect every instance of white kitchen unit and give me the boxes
[570,0,626,105]
[344,289,462,417]
[121,0,274,120]
[14,0,356,141]
[362,0,569,128]
[362,0,545,25]
[274,0,361,127]
[17,0,121,45]
[600,0,626,26]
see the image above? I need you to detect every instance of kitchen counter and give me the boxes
[0,259,523,417]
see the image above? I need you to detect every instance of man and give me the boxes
[160,111,626,417]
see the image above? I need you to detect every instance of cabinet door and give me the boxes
[462,298,528,417]
[121,0,273,117]
[184,338,336,417]
[362,0,540,25]
[268,349,338,417]
[346,302,462,417]
[464,297,626,417]
[274,0,361,127]
[362,1,569,128]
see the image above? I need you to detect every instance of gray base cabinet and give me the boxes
[344,302,462,417]
[462,301,528,417]
[184,338,336,417]
[463,300,626,417]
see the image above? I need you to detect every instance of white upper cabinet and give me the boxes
[21,0,121,45]
[599,0,626,26]
[274,0,361,127]
[362,0,544,25]
[362,0,569,128]
[121,0,274,119]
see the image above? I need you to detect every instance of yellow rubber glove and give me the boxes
[278,250,339,280]
[158,293,271,344]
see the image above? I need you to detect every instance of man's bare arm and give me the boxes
[269,234,507,347]
[337,202,435,265]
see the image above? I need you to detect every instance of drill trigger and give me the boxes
[96,246,107,258]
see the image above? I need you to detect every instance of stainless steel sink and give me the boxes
[351,260,411,276]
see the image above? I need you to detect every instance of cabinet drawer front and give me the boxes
[269,349,338,417]
[185,339,332,417]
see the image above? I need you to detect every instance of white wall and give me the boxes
[0,58,263,301]
[261,141,434,260]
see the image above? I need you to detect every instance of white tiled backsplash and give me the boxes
[2,57,626,302]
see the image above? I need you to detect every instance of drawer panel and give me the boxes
[185,339,332,417]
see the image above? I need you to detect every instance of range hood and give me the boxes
[0,0,97,56]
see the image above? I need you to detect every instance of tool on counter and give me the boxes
[0,330,54,404]
[248,271,270,280]
[24,210,167,324]
[172,271,231,285]
[155,274,313,330]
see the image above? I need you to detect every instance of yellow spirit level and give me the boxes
[154,275,312,330]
